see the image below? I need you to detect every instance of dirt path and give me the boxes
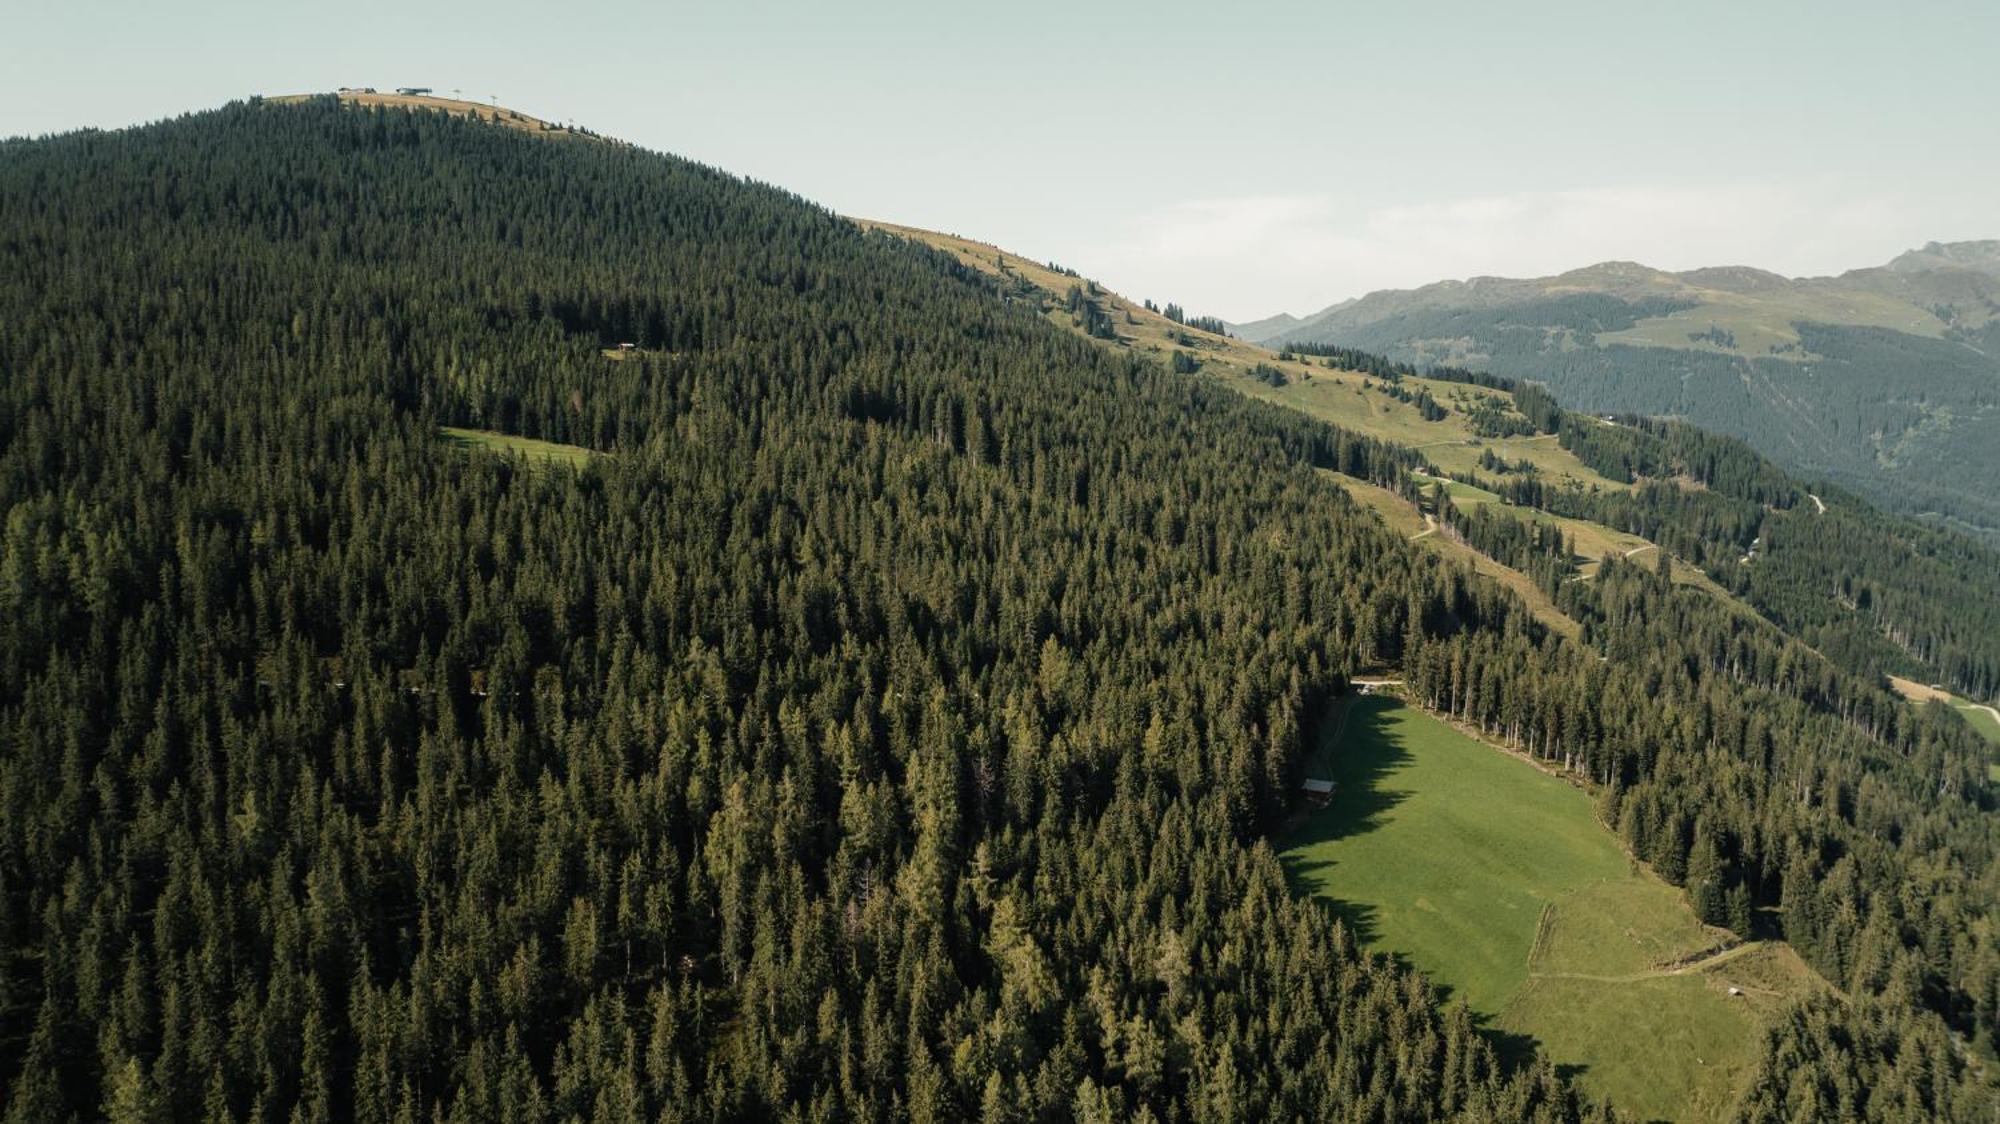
[1530,941,1762,985]
[1623,543,1655,558]
[1808,493,1826,515]
[1960,701,2000,727]
[1410,513,1438,541]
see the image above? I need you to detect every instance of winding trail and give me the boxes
[1807,493,1826,515]
[1531,941,1764,985]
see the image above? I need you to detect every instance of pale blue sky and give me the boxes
[6,0,1996,318]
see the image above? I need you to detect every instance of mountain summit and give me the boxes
[1886,238,2000,276]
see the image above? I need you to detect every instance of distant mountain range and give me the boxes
[1236,241,2000,539]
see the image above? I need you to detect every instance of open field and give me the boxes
[1887,676,2000,747]
[1968,705,2000,745]
[1594,284,1948,359]
[439,426,594,468]
[1281,695,1819,1121]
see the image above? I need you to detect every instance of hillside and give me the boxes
[1244,244,2000,540]
[868,221,2000,708]
[267,89,597,139]
[856,229,1636,491]
[0,95,1628,1123]
[0,96,1995,1121]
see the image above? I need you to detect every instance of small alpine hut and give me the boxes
[1301,777,1336,807]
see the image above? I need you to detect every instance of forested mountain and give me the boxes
[0,97,1994,1121]
[1247,246,2000,540]
[878,221,2000,711]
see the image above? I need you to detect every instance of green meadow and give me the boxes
[1281,694,1819,1121]
[439,426,594,468]
[1950,699,2000,746]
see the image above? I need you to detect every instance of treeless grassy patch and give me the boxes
[439,426,593,469]
[1330,472,1581,640]
[1280,695,1820,1121]
[1889,676,2000,746]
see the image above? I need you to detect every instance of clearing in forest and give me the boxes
[439,426,594,468]
[1280,694,1820,1122]
[1887,675,2000,749]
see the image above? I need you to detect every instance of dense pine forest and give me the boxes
[0,98,1994,1120]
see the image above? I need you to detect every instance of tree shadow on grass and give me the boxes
[1291,695,1417,840]
[1471,1010,1598,1103]
[1278,694,1416,948]
[1478,1018,1544,1072]
[1277,696,1594,1094]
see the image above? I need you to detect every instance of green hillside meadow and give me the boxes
[1283,694,1819,1121]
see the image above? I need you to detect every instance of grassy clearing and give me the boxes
[1965,704,2000,745]
[1280,695,1633,1012]
[1280,695,1818,1121]
[440,426,594,468]
[1888,676,2000,748]
[1595,285,1947,359]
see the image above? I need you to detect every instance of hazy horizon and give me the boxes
[8,0,1995,320]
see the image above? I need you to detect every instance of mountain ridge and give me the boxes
[1243,239,2000,538]
[1237,240,2000,339]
